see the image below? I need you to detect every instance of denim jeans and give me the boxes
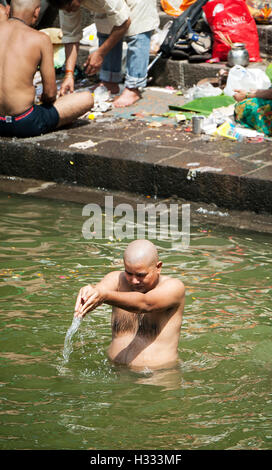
[97,31,152,89]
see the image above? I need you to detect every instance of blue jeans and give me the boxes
[97,31,152,89]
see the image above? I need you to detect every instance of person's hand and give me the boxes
[234,89,249,102]
[59,75,75,96]
[74,285,105,318]
[84,51,104,76]
[74,284,95,316]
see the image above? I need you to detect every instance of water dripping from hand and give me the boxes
[63,315,82,363]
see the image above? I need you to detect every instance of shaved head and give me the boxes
[124,240,159,268]
[11,0,40,11]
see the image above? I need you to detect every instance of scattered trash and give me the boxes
[187,166,222,180]
[92,85,112,112]
[183,82,223,102]
[214,121,244,141]
[201,117,218,135]
[69,140,97,150]
[175,113,187,123]
[196,207,229,217]
[147,121,163,128]
[187,168,197,180]
[146,86,177,94]
[192,115,205,134]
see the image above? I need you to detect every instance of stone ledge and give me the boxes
[0,118,271,215]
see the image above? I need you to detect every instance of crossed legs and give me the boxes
[54,91,94,128]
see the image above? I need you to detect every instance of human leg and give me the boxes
[97,33,123,94]
[54,91,94,128]
[114,31,152,108]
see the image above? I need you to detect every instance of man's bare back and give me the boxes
[0,0,93,138]
[74,240,185,370]
[0,19,55,115]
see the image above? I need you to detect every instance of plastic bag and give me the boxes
[246,1,272,24]
[53,45,65,68]
[202,0,261,62]
[184,82,222,102]
[160,0,197,17]
[224,65,271,96]
[80,23,98,47]
[150,21,173,54]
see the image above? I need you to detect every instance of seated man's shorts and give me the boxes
[0,104,59,138]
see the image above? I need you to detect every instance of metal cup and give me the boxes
[192,115,205,134]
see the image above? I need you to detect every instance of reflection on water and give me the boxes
[0,193,272,450]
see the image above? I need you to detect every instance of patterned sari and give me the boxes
[234,97,272,136]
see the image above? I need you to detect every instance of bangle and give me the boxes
[65,70,74,77]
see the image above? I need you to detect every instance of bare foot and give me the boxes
[101,81,120,95]
[113,88,141,108]
[91,82,120,95]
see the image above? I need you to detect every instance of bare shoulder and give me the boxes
[96,270,122,290]
[104,270,122,282]
[34,30,53,48]
[159,276,185,295]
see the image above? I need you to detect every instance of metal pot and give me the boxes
[227,43,249,67]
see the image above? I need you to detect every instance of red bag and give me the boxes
[203,0,261,62]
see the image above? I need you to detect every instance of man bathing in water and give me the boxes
[0,0,93,138]
[75,240,185,369]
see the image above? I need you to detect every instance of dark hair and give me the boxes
[47,0,73,8]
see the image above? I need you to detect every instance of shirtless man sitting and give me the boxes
[74,240,185,370]
[0,1,9,21]
[0,0,93,138]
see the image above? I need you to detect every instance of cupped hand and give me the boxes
[74,285,104,318]
[59,76,75,96]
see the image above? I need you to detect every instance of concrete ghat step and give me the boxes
[0,119,271,216]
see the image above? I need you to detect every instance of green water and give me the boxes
[0,192,271,450]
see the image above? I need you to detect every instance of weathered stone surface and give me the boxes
[1,113,272,215]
